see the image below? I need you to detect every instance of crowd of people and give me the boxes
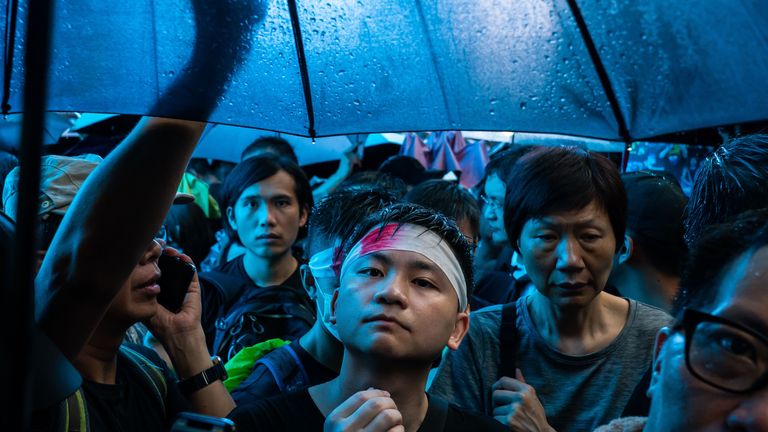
[1,4,767,431]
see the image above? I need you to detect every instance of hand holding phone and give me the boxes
[157,252,196,313]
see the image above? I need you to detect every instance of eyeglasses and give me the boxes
[682,309,768,393]
[479,194,502,211]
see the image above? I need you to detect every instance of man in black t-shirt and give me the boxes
[201,154,316,361]
[230,204,506,432]
[24,1,259,428]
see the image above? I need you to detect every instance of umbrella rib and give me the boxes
[287,0,317,140]
[413,0,454,127]
[564,0,632,149]
[2,0,20,114]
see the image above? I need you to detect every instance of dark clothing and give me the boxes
[231,340,337,405]
[30,344,188,432]
[229,390,506,432]
[200,255,313,360]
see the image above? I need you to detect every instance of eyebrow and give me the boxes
[721,309,768,338]
[534,218,606,230]
[367,252,441,273]
[239,192,294,202]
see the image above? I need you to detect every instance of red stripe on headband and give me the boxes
[359,223,400,256]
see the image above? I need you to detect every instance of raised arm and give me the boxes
[35,0,263,359]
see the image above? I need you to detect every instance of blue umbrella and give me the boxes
[191,123,404,165]
[2,0,766,143]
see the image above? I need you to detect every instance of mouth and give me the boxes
[553,281,589,290]
[362,314,410,331]
[255,233,281,241]
[136,273,161,294]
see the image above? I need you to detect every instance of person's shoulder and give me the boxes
[443,404,507,431]
[470,303,504,329]
[629,300,675,329]
[120,343,169,371]
[215,254,247,278]
[229,390,321,431]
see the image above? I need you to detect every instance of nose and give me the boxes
[555,236,585,273]
[726,390,768,431]
[373,273,409,309]
[140,239,163,264]
[257,202,277,227]
[483,203,497,221]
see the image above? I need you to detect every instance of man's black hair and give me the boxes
[673,208,768,318]
[222,154,313,242]
[685,134,768,247]
[164,203,216,267]
[503,146,627,252]
[622,171,688,277]
[404,180,480,242]
[485,146,534,180]
[307,188,399,257]
[337,171,408,199]
[241,136,299,164]
[340,203,475,299]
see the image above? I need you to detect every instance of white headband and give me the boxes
[339,223,468,311]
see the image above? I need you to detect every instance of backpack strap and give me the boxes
[256,344,311,393]
[58,389,89,432]
[498,301,518,379]
[118,345,168,413]
[199,271,249,357]
[200,270,249,312]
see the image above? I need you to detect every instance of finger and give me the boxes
[363,408,402,432]
[163,247,196,267]
[492,376,528,392]
[329,390,390,420]
[491,389,523,407]
[516,368,527,384]
[162,246,182,257]
[344,397,399,430]
[492,401,520,417]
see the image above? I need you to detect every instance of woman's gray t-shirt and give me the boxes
[428,298,672,432]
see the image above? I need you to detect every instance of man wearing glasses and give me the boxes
[596,209,768,431]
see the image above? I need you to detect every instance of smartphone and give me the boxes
[171,412,236,432]
[157,253,196,313]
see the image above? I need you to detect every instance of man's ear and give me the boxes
[329,289,340,324]
[647,327,672,398]
[300,264,316,299]
[446,310,470,351]
[226,206,237,231]
[617,234,633,265]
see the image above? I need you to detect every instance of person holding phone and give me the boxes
[229,204,506,432]
[24,0,262,430]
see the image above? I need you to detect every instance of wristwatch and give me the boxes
[177,356,228,395]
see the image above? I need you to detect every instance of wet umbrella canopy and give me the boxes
[2,0,767,141]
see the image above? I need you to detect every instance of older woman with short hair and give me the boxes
[429,146,673,432]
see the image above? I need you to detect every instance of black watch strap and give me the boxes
[177,356,227,395]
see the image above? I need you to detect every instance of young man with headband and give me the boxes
[230,204,505,431]
[226,188,399,403]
